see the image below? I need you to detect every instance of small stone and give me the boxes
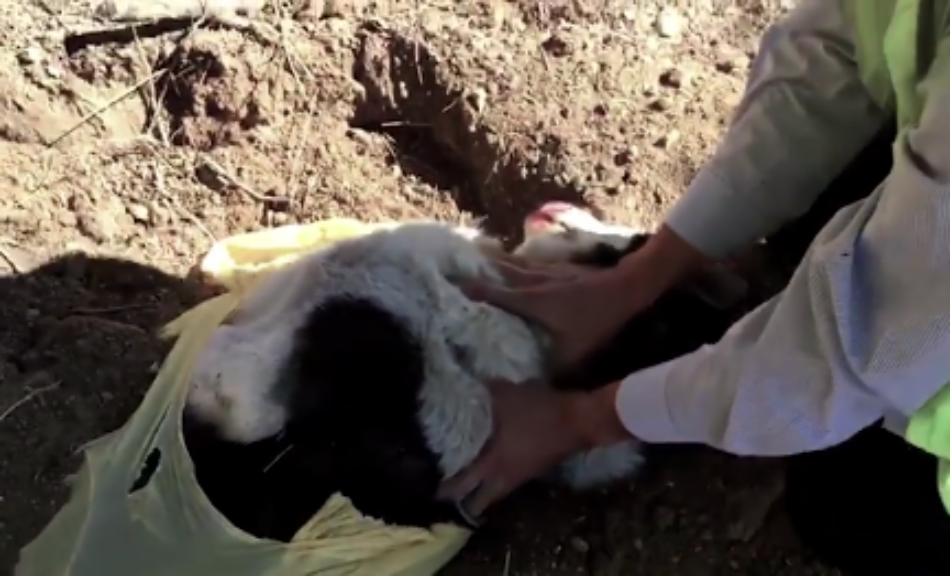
[649,97,672,112]
[294,0,325,19]
[45,65,63,78]
[541,33,572,57]
[77,212,118,243]
[569,536,590,554]
[17,46,43,65]
[656,129,681,149]
[127,202,150,224]
[323,0,368,18]
[614,147,637,166]
[655,9,684,38]
[272,212,290,225]
[659,68,683,88]
[71,194,118,243]
[716,54,750,74]
[346,127,373,147]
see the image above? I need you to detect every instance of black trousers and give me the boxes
[764,124,950,576]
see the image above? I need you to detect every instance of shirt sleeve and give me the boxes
[666,0,888,260]
[615,35,950,456]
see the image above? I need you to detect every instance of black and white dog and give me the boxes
[182,202,747,541]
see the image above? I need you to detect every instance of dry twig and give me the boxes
[195,154,291,206]
[0,380,61,424]
[47,70,165,148]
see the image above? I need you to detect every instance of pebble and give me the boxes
[659,68,684,88]
[77,211,119,243]
[17,46,43,65]
[655,8,684,38]
[126,202,150,224]
[716,54,750,74]
[541,33,572,57]
[656,129,681,149]
[614,147,637,166]
[569,536,590,554]
[649,97,673,112]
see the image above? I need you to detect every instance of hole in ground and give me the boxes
[349,119,490,228]
[350,26,592,243]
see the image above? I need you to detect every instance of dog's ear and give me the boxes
[674,264,748,310]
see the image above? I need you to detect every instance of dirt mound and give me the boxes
[0,2,838,575]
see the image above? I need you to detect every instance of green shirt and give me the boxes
[849,0,950,515]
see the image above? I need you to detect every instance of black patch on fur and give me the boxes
[285,296,460,528]
[567,234,650,269]
[182,410,336,541]
[184,296,464,542]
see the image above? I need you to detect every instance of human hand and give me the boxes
[438,379,591,521]
[468,257,661,372]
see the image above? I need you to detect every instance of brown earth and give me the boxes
[0,1,840,575]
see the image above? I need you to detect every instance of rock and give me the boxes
[126,202,150,224]
[659,68,683,88]
[614,147,637,166]
[716,53,750,75]
[541,33,573,57]
[649,97,672,112]
[17,47,44,66]
[95,0,267,20]
[323,0,367,18]
[569,536,590,554]
[293,0,324,19]
[655,8,684,39]
[70,194,119,243]
[656,129,681,149]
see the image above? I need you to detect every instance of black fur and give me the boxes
[183,296,463,541]
[554,234,738,390]
[183,233,743,541]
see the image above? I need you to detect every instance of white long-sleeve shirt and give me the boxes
[616,0,950,455]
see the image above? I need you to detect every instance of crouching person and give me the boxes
[440,1,950,574]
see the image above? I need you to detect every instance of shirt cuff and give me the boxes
[665,166,765,260]
[615,358,690,444]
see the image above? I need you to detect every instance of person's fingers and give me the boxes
[437,457,490,501]
[534,263,593,282]
[494,260,559,287]
[460,478,511,519]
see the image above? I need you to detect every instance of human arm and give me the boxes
[613,0,890,294]
[590,33,950,456]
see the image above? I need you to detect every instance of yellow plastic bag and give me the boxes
[15,219,471,576]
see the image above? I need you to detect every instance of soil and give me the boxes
[0,1,839,575]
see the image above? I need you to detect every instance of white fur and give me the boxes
[514,209,646,263]
[188,216,645,491]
